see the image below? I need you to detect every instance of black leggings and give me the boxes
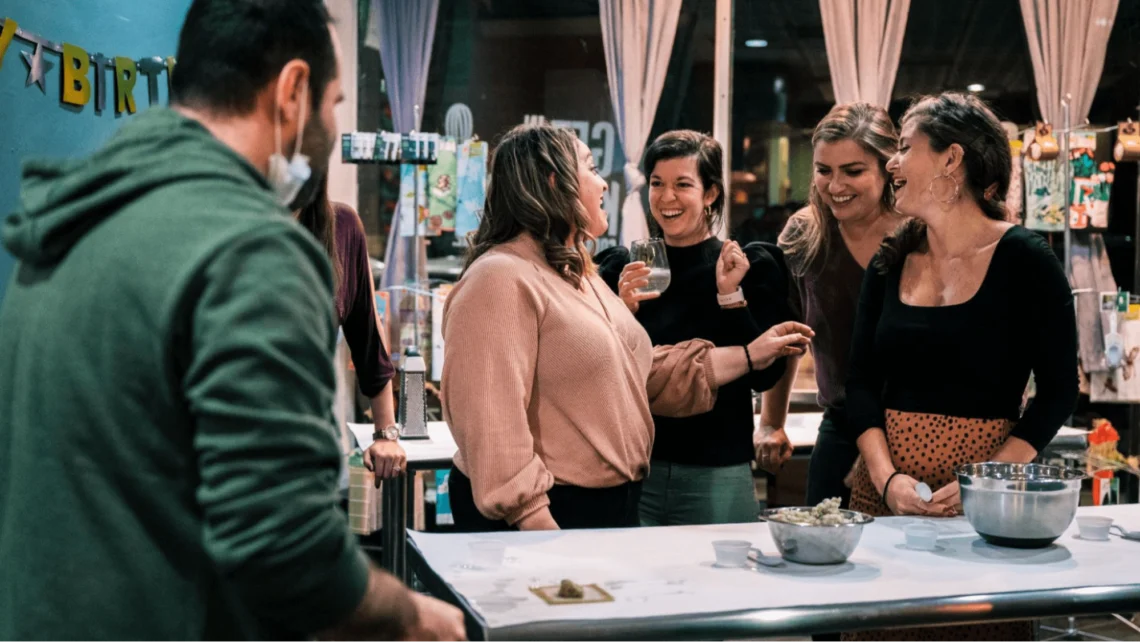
[447,466,641,532]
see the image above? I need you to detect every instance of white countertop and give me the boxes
[348,421,457,465]
[409,504,1140,631]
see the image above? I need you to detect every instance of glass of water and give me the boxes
[630,238,671,295]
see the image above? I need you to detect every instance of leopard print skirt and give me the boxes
[842,409,1035,642]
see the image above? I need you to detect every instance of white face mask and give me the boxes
[268,84,313,208]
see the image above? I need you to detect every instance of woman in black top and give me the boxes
[598,130,808,525]
[843,93,1077,642]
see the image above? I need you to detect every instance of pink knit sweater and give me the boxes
[442,234,718,525]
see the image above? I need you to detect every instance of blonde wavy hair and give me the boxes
[780,102,898,275]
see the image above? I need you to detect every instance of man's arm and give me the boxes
[182,226,421,634]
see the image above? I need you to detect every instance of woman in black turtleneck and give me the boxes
[597,130,806,526]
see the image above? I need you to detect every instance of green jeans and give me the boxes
[639,460,758,526]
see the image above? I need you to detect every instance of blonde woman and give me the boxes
[441,124,812,531]
[758,103,903,510]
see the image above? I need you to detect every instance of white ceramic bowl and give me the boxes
[1076,516,1113,541]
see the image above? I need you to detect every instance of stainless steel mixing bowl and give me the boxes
[957,462,1085,548]
[760,508,874,565]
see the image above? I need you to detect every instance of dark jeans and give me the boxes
[447,466,642,532]
[806,407,860,642]
[805,406,861,509]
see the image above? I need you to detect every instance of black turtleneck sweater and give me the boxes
[597,238,794,466]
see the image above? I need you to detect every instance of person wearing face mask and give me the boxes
[294,177,406,483]
[842,93,1077,641]
[0,1,464,640]
[757,104,904,511]
[441,124,813,532]
[596,130,812,526]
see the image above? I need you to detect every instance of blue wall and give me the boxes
[0,1,192,303]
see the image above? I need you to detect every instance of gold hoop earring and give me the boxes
[704,205,713,223]
[927,173,961,205]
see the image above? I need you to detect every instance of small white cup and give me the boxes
[712,540,757,568]
[468,540,506,569]
[903,521,939,551]
[1076,516,1113,541]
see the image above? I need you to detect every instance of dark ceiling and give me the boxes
[733,0,1139,123]
[460,0,1140,125]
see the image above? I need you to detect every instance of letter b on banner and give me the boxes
[61,43,91,106]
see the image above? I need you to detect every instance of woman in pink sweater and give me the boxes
[441,124,813,531]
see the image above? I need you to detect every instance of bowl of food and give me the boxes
[760,498,874,565]
[957,462,1084,548]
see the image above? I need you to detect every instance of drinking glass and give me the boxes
[630,238,671,295]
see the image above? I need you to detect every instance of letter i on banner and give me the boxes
[0,18,17,70]
[61,43,91,106]
[114,56,138,114]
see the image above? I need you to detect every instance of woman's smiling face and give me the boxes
[648,155,718,246]
[812,138,888,223]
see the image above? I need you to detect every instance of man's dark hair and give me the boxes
[171,0,335,114]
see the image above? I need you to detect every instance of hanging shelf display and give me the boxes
[1023,119,1120,234]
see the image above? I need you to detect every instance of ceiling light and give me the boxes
[967,83,985,92]
[745,39,768,48]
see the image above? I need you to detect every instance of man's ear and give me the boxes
[272,59,311,126]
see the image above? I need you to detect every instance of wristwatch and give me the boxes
[373,424,402,441]
[717,287,746,307]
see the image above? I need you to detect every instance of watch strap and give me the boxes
[373,424,401,441]
[717,287,746,306]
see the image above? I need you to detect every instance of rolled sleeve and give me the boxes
[440,257,554,525]
[184,226,370,634]
[647,339,719,417]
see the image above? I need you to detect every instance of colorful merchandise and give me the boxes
[1022,157,1066,231]
[1088,311,1140,403]
[454,139,488,242]
[435,469,454,526]
[398,163,433,238]
[1068,131,1114,230]
[429,137,459,233]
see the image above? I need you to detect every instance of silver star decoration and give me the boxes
[21,42,53,93]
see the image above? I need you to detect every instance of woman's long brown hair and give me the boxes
[464,123,594,286]
[873,92,1012,274]
[296,174,343,297]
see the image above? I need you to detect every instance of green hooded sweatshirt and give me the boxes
[0,108,370,639]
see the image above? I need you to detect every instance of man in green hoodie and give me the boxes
[0,1,465,639]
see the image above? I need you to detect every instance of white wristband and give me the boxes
[717,287,745,306]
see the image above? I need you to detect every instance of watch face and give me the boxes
[385,426,401,440]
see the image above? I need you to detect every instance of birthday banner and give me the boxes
[0,16,175,114]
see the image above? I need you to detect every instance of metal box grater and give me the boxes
[398,347,429,438]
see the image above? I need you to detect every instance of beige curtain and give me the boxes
[1020,0,1119,377]
[819,0,911,106]
[1020,0,1119,123]
[600,0,683,245]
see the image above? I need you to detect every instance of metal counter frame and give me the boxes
[406,538,1140,642]
[380,453,453,584]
